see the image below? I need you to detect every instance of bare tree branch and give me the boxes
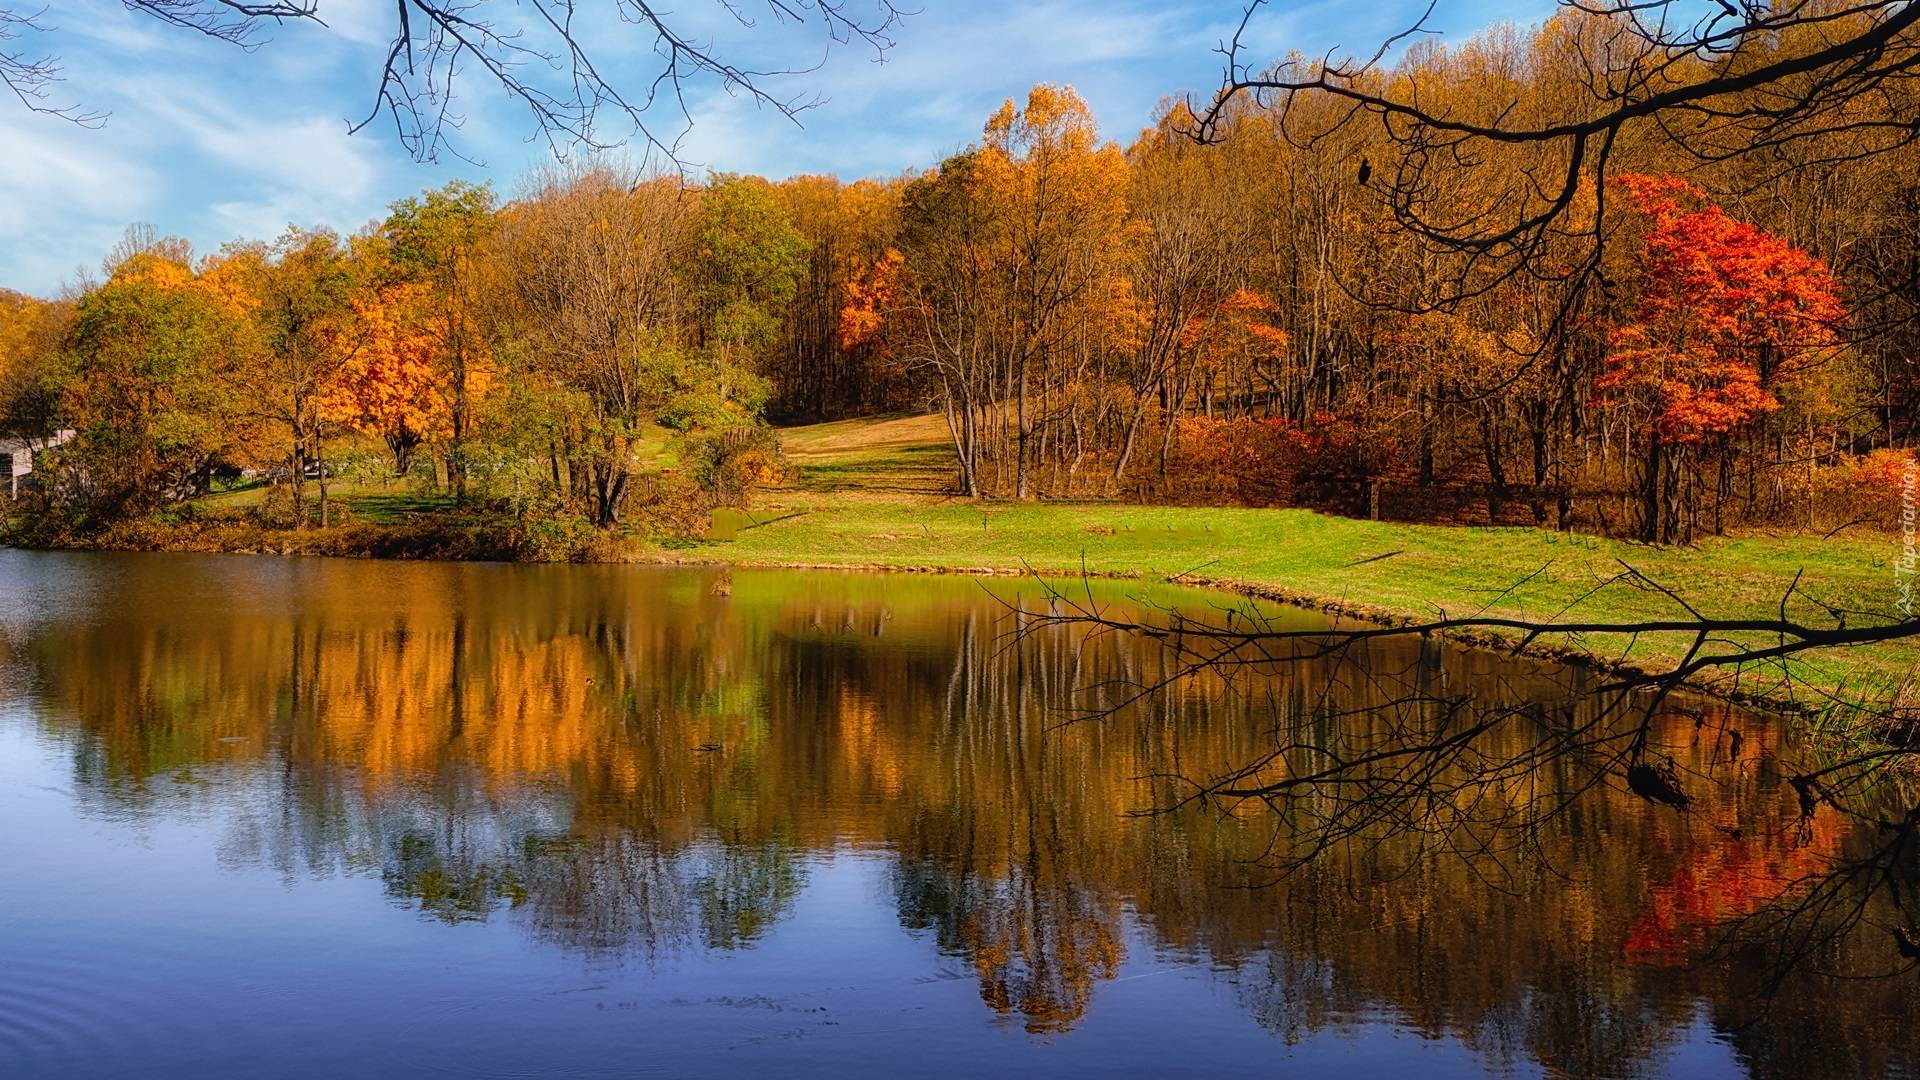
[1190,1,1920,298]
[0,6,104,123]
[1,0,908,162]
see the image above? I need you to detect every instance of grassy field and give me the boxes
[191,423,690,525]
[686,413,1910,708]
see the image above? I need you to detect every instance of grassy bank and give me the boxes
[703,414,1910,711]
[9,412,1908,708]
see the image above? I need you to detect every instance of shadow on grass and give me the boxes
[796,444,957,494]
[339,492,459,524]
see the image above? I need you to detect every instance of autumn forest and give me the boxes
[0,9,1909,554]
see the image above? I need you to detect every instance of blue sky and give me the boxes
[0,0,1552,296]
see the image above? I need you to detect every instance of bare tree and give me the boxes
[1020,562,1920,868]
[4,0,907,161]
[1192,1,1920,292]
[493,164,694,525]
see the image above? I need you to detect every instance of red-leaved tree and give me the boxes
[1596,175,1847,542]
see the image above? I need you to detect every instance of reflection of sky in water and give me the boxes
[0,551,1840,1077]
[7,719,1658,1078]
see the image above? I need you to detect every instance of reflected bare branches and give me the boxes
[13,557,1920,1075]
[1022,565,1920,1063]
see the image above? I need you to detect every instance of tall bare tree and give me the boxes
[494,165,693,525]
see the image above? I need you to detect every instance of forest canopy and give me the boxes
[0,6,1914,547]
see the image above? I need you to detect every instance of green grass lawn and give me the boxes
[695,414,1912,707]
[338,491,459,524]
[198,477,458,524]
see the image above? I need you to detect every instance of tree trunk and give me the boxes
[1480,407,1508,524]
[317,432,329,528]
[289,439,307,527]
[1641,440,1663,544]
[1015,352,1031,500]
[1112,397,1150,484]
[592,458,629,527]
[1418,392,1434,487]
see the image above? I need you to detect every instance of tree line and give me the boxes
[0,167,806,539]
[0,7,1914,541]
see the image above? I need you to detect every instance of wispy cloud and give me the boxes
[0,0,1553,296]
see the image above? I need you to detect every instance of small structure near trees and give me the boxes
[0,430,75,499]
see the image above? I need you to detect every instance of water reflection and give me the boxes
[2,552,1913,1077]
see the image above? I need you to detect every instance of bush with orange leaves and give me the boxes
[685,425,793,510]
[1824,448,1917,527]
[1168,411,1397,507]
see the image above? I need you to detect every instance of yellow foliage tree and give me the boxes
[322,282,466,477]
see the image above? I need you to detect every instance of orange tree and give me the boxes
[1595,175,1847,542]
[0,289,67,441]
[230,227,362,525]
[383,181,499,500]
[322,280,454,478]
[872,85,1133,498]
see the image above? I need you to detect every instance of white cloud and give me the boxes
[0,106,164,291]
[0,0,1557,295]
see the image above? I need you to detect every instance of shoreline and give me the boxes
[3,521,1875,722]
[714,557,1817,719]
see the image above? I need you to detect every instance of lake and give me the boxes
[0,551,1910,1078]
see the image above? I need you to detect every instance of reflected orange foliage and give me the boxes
[28,565,1914,1059]
[1626,810,1851,966]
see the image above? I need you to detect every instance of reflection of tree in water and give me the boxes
[16,560,1920,1076]
[516,831,806,958]
[693,830,807,950]
[1222,858,1702,1078]
[384,830,532,922]
[858,609,1127,1034]
[894,858,1119,1034]
[222,765,806,957]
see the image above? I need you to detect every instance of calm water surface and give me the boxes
[0,551,1909,1078]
